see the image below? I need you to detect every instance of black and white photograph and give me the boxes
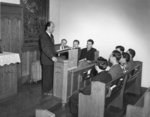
[0,0,150,117]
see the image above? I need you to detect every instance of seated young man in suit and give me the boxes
[72,39,81,60]
[79,39,97,63]
[126,48,137,71]
[119,52,130,73]
[115,45,125,54]
[69,57,112,117]
[72,39,80,49]
[108,45,125,67]
[108,50,123,80]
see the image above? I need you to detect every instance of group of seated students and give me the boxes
[56,38,97,63]
[67,44,137,117]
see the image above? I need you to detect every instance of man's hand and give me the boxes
[106,66,110,71]
[52,57,57,62]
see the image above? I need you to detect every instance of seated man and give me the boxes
[79,39,97,62]
[108,50,123,80]
[115,45,125,54]
[119,52,130,73]
[59,38,70,50]
[72,39,80,49]
[69,57,112,117]
[72,40,81,60]
[126,48,137,71]
[108,45,125,67]
[56,39,70,59]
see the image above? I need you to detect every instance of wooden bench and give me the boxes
[109,61,142,109]
[126,88,150,117]
[78,74,127,117]
[78,62,142,117]
[67,63,95,98]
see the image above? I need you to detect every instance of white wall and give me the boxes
[49,0,60,43]
[0,0,20,4]
[51,0,150,87]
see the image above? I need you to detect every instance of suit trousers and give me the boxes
[41,64,54,93]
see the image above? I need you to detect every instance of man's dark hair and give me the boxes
[112,50,122,62]
[45,21,53,31]
[96,57,108,70]
[122,52,130,62]
[128,48,136,58]
[73,40,80,44]
[87,39,94,45]
[61,39,67,43]
[115,45,125,52]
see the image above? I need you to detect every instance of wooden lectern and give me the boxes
[53,49,78,104]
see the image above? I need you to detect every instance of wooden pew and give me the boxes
[126,88,150,117]
[67,63,95,99]
[78,62,142,117]
[78,74,127,117]
[79,81,106,117]
[108,61,142,109]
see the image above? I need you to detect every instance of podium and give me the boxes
[53,49,78,104]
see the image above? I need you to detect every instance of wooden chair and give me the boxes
[55,44,61,51]
[126,88,150,117]
[94,50,99,61]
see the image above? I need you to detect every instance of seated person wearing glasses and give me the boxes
[79,39,97,65]
[56,39,70,59]
[59,39,70,50]
[69,57,112,117]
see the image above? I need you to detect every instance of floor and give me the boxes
[0,81,146,117]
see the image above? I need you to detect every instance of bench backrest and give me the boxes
[67,63,95,97]
[126,88,150,117]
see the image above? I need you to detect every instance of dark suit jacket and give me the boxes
[39,31,56,65]
[79,48,96,61]
[109,64,123,80]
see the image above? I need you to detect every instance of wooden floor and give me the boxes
[0,81,146,117]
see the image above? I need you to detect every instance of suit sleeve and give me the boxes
[40,34,55,59]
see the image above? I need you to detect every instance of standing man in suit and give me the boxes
[39,21,57,95]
